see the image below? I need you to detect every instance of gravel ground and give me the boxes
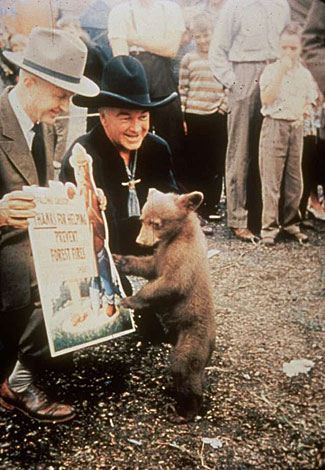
[0,216,324,470]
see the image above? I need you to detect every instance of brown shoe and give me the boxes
[0,380,75,423]
[232,228,259,243]
[105,303,116,317]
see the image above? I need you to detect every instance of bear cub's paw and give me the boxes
[112,254,127,270]
[164,403,196,424]
[121,295,147,310]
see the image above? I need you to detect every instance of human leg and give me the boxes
[282,124,304,235]
[0,301,75,422]
[213,111,228,209]
[260,118,288,241]
[185,112,221,217]
[97,247,120,317]
[300,135,317,219]
[226,62,263,232]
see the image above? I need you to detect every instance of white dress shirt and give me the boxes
[8,87,35,150]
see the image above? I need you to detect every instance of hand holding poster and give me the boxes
[24,144,135,357]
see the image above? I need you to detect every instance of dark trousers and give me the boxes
[149,97,186,186]
[185,111,227,216]
[300,135,318,217]
[0,294,50,383]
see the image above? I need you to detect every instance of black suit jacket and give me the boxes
[0,89,55,312]
[60,124,179,254]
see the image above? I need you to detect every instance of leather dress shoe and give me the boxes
[232,228,259,243]
[0,380,75,423]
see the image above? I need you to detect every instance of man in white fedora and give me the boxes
[0,27,99,423]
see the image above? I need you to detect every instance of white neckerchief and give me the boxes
[8,87,35,150]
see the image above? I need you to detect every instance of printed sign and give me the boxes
[24,144,135,356]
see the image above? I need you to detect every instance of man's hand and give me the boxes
[0,191,36,229]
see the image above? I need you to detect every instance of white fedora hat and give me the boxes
[4,27,99,97]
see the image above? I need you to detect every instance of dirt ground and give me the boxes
[0,217,324,470]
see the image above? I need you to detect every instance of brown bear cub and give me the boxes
[113,189,216,423]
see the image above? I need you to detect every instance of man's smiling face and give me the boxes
[99,107,150,153]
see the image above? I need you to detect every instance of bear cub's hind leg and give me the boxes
[168,333,209,423]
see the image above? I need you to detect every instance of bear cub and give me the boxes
[114,189,216,423]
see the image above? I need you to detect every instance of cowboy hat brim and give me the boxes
[3,51,99,97]
[72,90,178,109]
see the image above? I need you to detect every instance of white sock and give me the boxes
[8,361,34,393]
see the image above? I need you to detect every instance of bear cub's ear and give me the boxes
[178,191,204,212]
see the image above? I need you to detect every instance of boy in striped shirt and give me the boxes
[179,12,228,220]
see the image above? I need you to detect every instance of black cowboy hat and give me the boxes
[72,55,177,109]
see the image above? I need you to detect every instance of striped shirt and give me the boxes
[179,50,228,115]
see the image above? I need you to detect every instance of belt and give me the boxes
[240,59,276,65]
[130,48,146,56]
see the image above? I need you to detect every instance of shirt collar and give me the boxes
[8,87,35,150]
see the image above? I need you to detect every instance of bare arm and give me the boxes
[208,3,238,89]
[179,54,190,112]
[109,38,130,57]
[109,29,182,57]
[127,29,183,58]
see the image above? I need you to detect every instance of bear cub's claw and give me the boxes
[120,296,134,309]
[112,254,125,269]
[164,403,195,424]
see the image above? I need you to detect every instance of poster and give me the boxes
[24,143,135,357]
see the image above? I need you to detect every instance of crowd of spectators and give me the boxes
[1,0,324,240]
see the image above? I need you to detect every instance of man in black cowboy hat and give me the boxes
[60,56,179,255]
[0,27,99,423]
